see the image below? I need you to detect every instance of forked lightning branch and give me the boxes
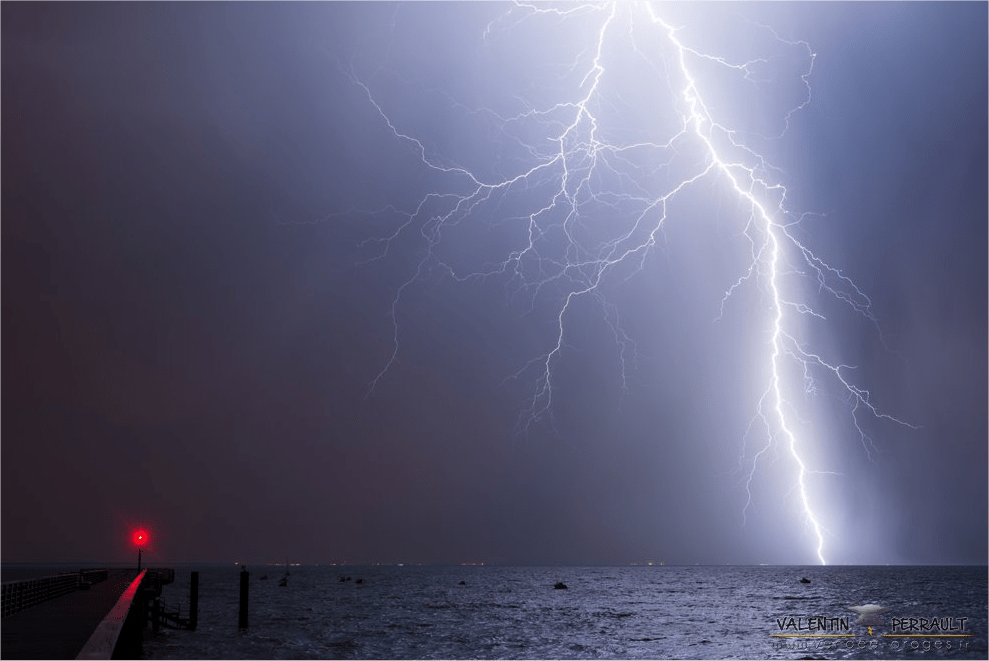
[335,2,913,564]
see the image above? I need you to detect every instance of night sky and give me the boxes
[3,2,986,567]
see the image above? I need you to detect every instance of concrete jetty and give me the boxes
[1,570,138,659]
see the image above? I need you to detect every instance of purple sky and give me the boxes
[3,2,986,566]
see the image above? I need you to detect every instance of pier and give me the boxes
[1,568,180,659]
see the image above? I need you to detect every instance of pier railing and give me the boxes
[80,568,109,583]
[144,567,174,586]
[76,568,183,659]
[76,570,146,660]
[1,570,112,618]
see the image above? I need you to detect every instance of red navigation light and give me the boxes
[133,529,149,547]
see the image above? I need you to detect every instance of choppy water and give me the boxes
[12,564,983,659]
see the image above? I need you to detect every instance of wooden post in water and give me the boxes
[189,571,199,630]
[238,567,249,628]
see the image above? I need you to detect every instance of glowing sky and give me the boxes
[2,2,986,566]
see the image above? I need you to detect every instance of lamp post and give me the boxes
[133,529,149,572]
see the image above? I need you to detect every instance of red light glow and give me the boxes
[132,529,149,547]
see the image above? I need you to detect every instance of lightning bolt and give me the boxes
[325,2,914,564]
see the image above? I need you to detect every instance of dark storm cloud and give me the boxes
[2,2,985,566]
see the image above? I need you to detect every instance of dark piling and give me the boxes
[189,572,199,631]
[238,568,249,628]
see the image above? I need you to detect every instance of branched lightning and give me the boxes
[330,2,915,564]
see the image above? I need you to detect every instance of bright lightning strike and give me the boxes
[330,2,915,564]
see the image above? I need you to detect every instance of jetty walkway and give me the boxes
[1,569,151,659]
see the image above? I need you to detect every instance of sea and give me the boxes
[4,564,987,659]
